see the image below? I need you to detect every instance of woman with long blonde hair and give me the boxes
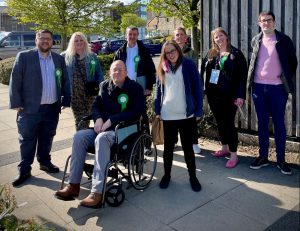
[62,32,103,130]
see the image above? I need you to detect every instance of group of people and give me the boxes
[9,10,297,209]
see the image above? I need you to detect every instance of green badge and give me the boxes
[220,55,228,70]
[90,59,96,77]
[55,68,62,89]
[134,55,140,72]
[118,93,129,111]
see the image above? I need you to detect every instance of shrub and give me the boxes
[0,184,54,231]
[0,54,115,85]
[0,57,15,85]
[97,53,114,79]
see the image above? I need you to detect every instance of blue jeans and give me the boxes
[16,103,59,174]
[252,83,288,162]
[68,129,115,193]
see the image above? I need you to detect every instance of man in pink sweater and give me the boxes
[248,11,298,175]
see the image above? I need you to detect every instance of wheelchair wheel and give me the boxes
[128,133,157,190]
[105,185,125,207]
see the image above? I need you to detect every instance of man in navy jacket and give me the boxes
[9,29,70,186]
[55,60,144,207]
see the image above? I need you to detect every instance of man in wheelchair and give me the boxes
[55,60,145,208]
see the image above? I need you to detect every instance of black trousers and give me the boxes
[207,93,238,152]
[174,118,199,145]
[162,117,197,177]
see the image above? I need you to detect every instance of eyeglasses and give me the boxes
[260,18,274,23]
[37,37,52,41]
[165,49,177,56]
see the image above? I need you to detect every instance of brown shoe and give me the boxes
[55,183,80,201]
[80,192,102,209]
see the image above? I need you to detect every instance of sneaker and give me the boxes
[250,157,269,170]
[193,144,201,154]
[277,162,292,175]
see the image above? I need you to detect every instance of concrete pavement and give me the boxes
[0,83,299,231]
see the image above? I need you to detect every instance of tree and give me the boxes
[148,0,200,56]
[109,1,141,35]
[5,0,117,49]
[120,13,146,33]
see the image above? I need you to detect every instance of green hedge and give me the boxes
[97,53,114,79]
[0,57,15,85]
[0,54,115,86]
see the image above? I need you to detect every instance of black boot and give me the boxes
[189,175,201,192]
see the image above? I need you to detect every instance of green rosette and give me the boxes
[90,59,96,78]
[55,68,62,89]
[134,55,140,72]
[118,93,129,111]
[220,55,228,70]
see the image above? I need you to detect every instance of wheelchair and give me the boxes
[60,116,158,207]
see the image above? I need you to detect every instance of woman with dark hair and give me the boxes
[200,27,247,168]
[155,41,203,191]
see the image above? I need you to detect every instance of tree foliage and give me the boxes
[120,13,146,33]
[5,0,118,49]
[148,0,200,28]
[148,0,200,53]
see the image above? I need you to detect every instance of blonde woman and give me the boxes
[62,32,103,130]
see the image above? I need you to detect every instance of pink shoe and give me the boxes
[212,150,230,157]
[226,158,239,168]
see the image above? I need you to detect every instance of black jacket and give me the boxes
[92,77,145,130]
[248,30,298,93]
[114,40,156,91]
[201,46,248,99]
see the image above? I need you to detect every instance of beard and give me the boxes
[38,44,51,53]
[263,28,275,34]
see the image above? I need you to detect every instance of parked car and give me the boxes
[142,38,162,56]
[100,39,125,54]
[90,39,105,55]
[0,31,61,60]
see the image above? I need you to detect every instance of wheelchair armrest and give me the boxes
[81,115,93,121]
[114,120,141,145]
[115,120,141,131]
[77,115,93,130]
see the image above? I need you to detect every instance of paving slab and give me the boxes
[214,180,299,226]
[170,201,267,231]
[68,200,163,231]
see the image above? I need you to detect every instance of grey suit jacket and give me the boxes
[9,48,70,113]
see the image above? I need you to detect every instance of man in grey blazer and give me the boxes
[9,29,71,187]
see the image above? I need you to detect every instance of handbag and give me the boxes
[85,81,99,96]
[151,117,164,145]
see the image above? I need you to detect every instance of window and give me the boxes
[23,34,35,46]
[3,35,21,47]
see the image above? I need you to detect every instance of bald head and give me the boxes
[110,60,128,87]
